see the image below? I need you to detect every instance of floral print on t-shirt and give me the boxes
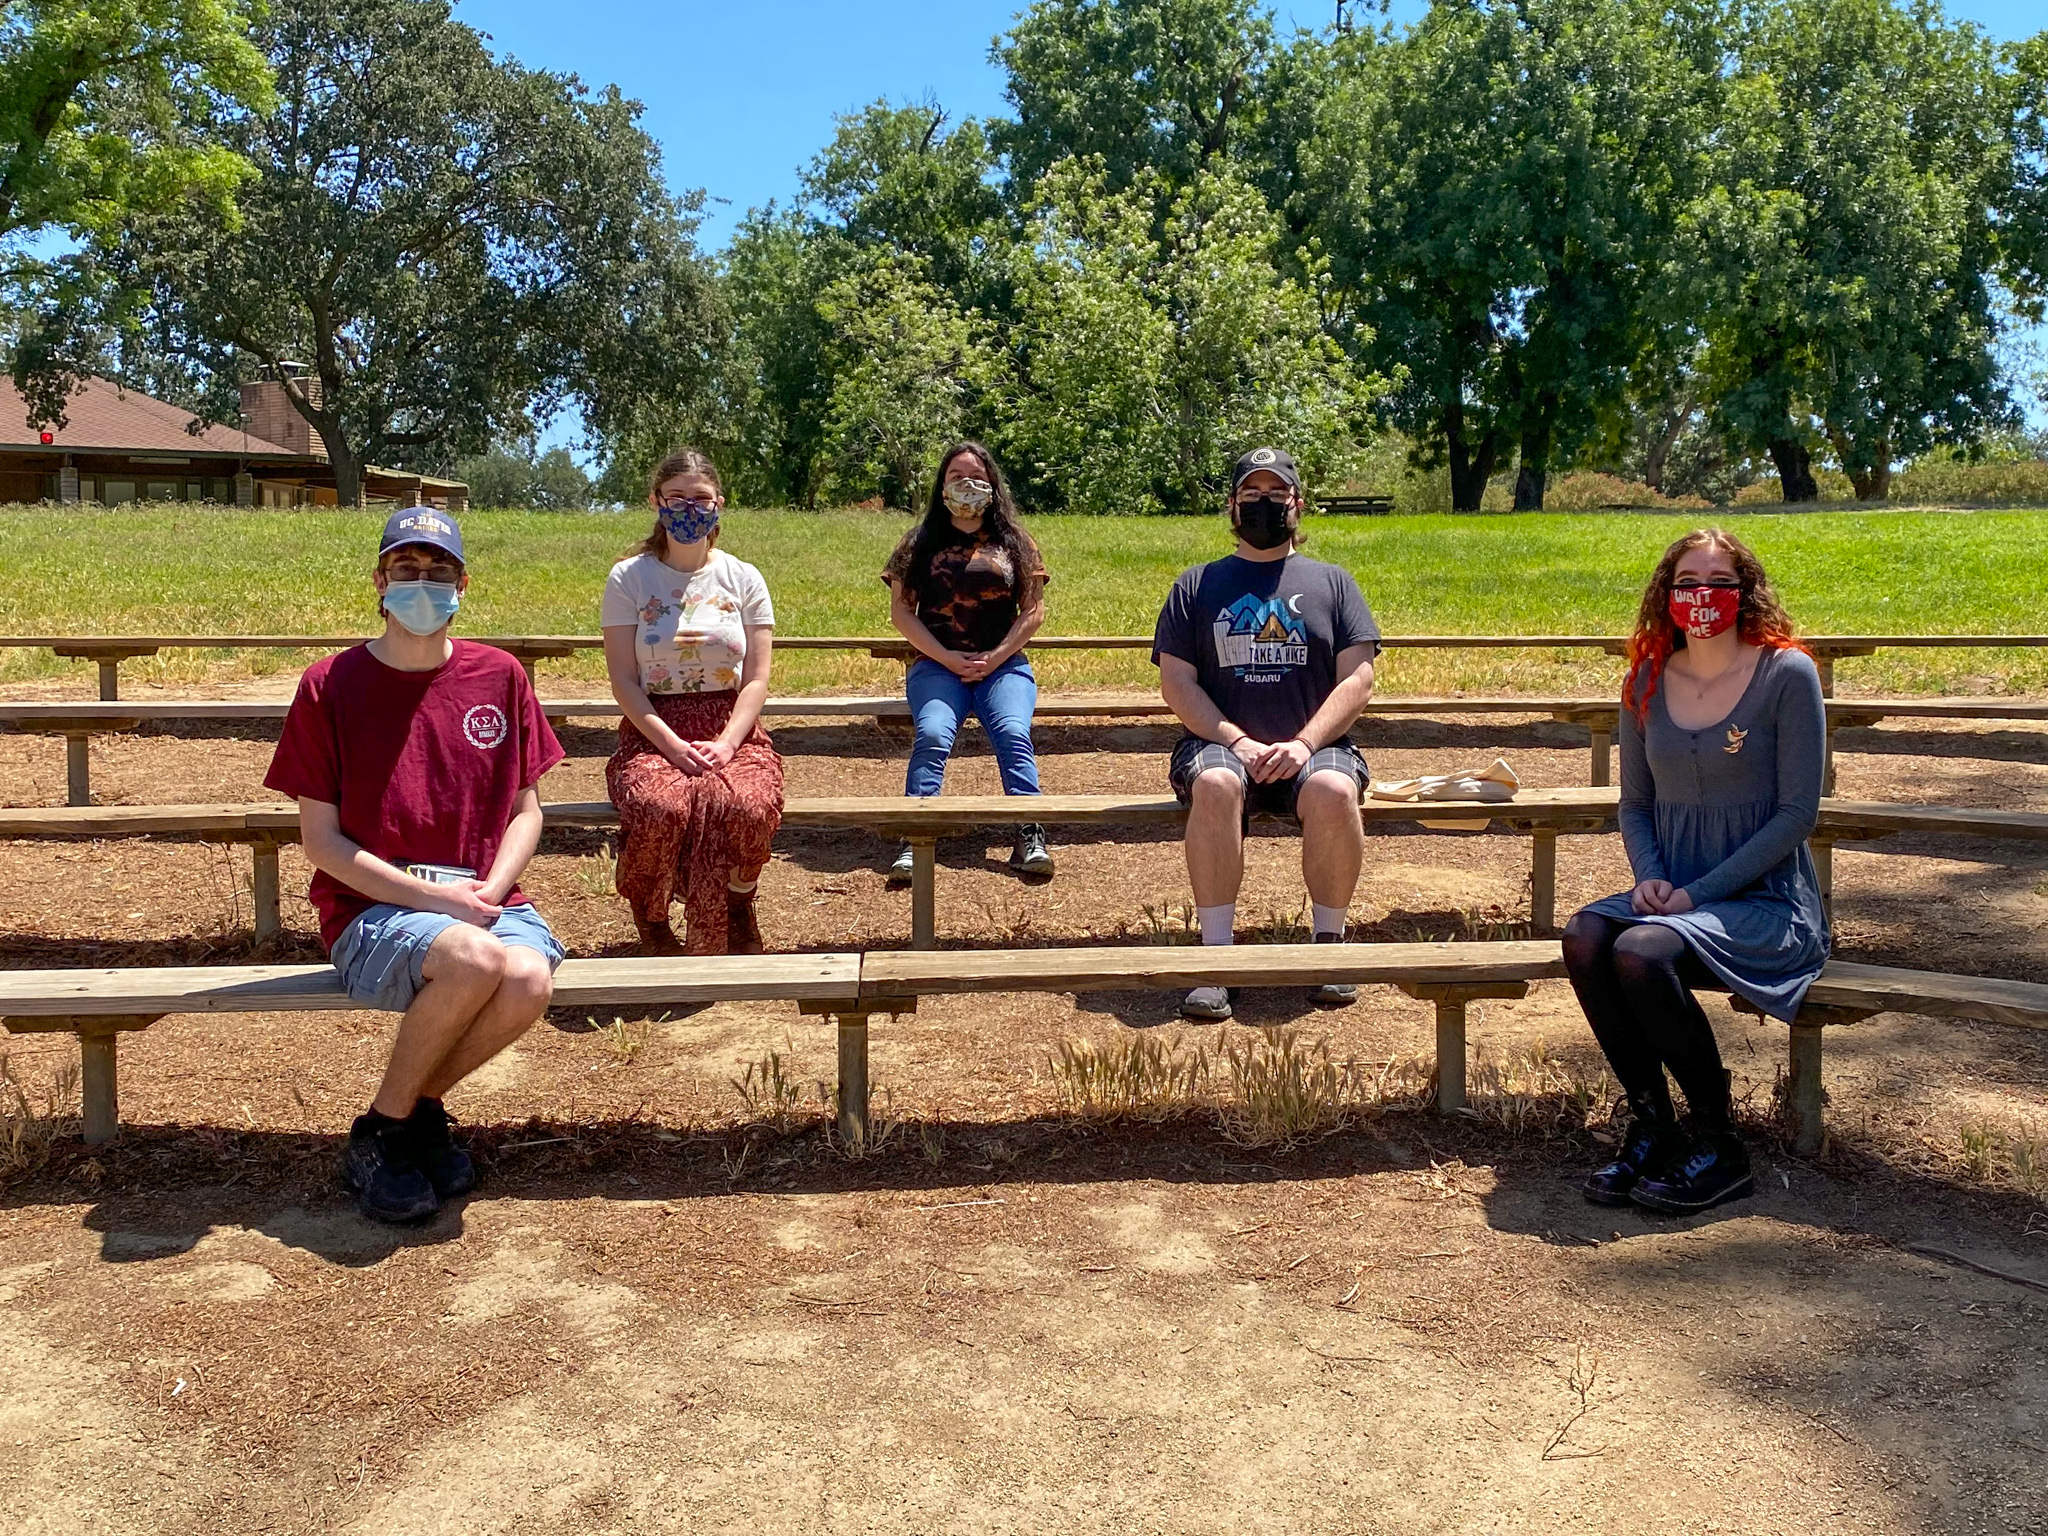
[637,585,745,693]
[602,551,773,697]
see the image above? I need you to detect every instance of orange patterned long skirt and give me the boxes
[606,692,784,954]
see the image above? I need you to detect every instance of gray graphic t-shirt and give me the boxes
[1151,553,1381,744]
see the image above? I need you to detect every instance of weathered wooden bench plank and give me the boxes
[16,790,2048,951]
[0,953,863,1145]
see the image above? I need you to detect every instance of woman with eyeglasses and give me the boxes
[881,441,1053,884]
[1561,527,1827,1215]
[601,448,783,955]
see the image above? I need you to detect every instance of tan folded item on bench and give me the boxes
[1368,758,1521,804]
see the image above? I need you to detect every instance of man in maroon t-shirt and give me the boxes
[266,507,566,1224]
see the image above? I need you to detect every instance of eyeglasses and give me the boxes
[386,561,462,584]
[657,496,719,513]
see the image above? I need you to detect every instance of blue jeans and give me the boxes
[904,655,1043,799]
[331,901,565,1012]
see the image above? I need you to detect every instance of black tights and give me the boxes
[1561,912,1731,1125]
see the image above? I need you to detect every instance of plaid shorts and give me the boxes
[1167,735,1369,823]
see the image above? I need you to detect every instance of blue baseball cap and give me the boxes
[378,505,465,563]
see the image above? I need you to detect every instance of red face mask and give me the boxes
[1669,582,1741,639]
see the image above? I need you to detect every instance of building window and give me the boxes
[146,481,178,501]
[103,481,137,505]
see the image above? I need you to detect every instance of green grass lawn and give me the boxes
[4,503,2046,697]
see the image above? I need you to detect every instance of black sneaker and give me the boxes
[342,1112,439,1224]
[1582,1096,1683,1206]
[405,1097,476,1199]
[1307,931,1356,1007]
[1010,823,1055,878]
[1629,1127,1754,1215]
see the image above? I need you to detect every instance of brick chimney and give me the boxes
[239,376,327,459]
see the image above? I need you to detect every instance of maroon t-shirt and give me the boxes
[264,641,565,952]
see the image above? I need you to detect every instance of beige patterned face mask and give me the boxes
[943,478,993,516]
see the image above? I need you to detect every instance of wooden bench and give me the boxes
[10,791,2048,948]
[10,941,2047,1160]
[840,943,2048,1155]
[0,953,862,1144]
[11,631,2047,698]
[1317,494,1396,516]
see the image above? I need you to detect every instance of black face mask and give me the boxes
[1235,495,1294,550]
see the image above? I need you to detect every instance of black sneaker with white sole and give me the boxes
[342,1112,439,1224]
[1307,931,1357,1007]
[1010,823,1055,879]
[405,1096,476,1199]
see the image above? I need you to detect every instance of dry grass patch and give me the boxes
[0,1051,79,1184]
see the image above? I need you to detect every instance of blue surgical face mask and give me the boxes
[383,579,461,636]
[657,497,720,545]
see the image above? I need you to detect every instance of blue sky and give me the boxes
[451,0,2045,447]
[458,0,2045,248]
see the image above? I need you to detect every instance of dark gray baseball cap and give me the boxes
[1231,446,1300,494]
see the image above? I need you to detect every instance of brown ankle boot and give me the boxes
[726,888,764,955]
[633,912,684,956]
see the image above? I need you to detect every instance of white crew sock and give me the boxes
[728,875,759,894]
[1312,902,1349,940]
[1196,904,1237,947]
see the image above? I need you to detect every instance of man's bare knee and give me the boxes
[497,948,555,1015]
[424,925,508,990]
[1189,767,1245,811]
[1297,771,1361,823]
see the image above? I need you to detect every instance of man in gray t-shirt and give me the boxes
[1151,447,1381,1021]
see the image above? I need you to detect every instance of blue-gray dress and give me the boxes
[1579,646,1829,1022]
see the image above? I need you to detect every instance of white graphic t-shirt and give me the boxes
[600,549,775,695]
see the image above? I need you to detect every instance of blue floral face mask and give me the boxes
[658,497,720,545]
[383,579,460,636]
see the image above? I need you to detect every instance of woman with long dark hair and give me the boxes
[881,441,1052,882]
[1562,527,1827,1214]
[601,448,783,954]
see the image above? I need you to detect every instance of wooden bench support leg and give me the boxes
[79,1030,120,1144]
[1808,836,1834,924]
[64,732,92,807]
[836,1011,870,1148]
[1588,727,1611,788]
[909,837,938,950]
[97,659,121,702]
[1530,831,1558,932]
[1822,725,1837,798]
[1787,1022,1825,1156]
[520,658,538,689]
[252,840,281,942]
[1434,1000,1468,1114]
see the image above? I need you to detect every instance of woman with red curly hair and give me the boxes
[1562,527,1827,1215]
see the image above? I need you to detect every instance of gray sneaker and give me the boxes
[1181,985,1237,1022]
[1010,823,1055,878]
[1308,931,1357,1008]
[886,843,916,887]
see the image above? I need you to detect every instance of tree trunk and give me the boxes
[1643,395,1693,495]
[1511,404,1556,511]
[1444,399,1499,514]
[1768,437,1818,503]
[1833,433,1891,502]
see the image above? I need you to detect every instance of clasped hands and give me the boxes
[664,736,737,776]
[1630,879,1696,915]
[944,649,1000,681]
[422,875,510,927]
[1229,733,1313,783]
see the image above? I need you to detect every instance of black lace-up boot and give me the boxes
[1629,1119,1754,1214]
[1581,1094,1683,1206]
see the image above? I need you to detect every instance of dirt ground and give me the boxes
[2,686,2046,1534]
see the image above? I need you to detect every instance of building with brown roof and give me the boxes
[0,376,466,509]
